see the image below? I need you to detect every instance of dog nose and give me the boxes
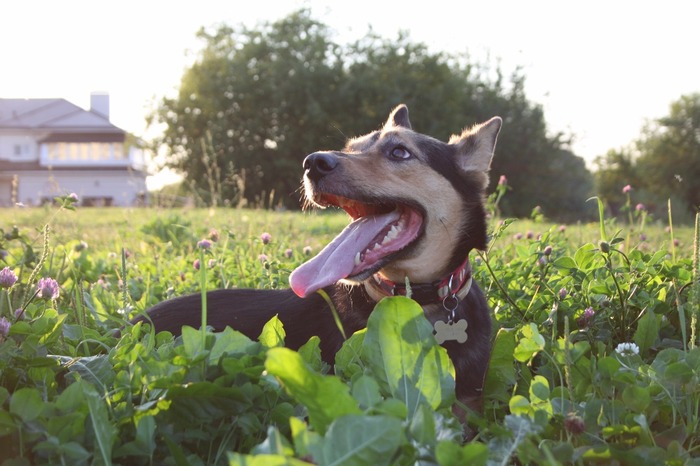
[303,152,338,179]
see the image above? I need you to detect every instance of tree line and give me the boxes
[594,93,700,222]
[151,9,698,222]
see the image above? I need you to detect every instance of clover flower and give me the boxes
[635,203,646,212]
[558,287,568,300]
[498,175,508,186]
[564,414,585,435]
[193,259,201,270]
[559,225,567,233]
[285,248,293,259]
[37,277,59,300]
[0,317,10,338]
[543,245,553,256]
[209,228,220,242]
[258,253,268,263]
[68,192,79,202]
[261,232,272,245]
[622,185,632,194]
[577,307,595,329]
[615,342,640,356]
[303,246,312,255]
[197,239,212,250]
[0,267,18,288]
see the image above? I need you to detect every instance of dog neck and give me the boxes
[364,257,473,305]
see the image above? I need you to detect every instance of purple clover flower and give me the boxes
[558,287,568,300]
[261,232,272,245]
[209,228,220,242]
[258,253,268,263]
[0,317,10,337]
[543,245,553,256]
[498,175,508,186]
[0,267,18,288]
[577,307,595,329]
[197,239,212,250]
[193,259,201,270]
[37,277,59,300]
[622,185,632,194]
[636,203,646,212]
[285,248,293,259]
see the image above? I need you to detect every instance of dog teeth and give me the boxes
[355,252,361,266]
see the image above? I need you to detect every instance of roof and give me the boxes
[0,98,124,133]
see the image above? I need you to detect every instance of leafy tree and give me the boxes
[636,93,700,214]
[153,11,344,208]
[151,9,594,220]
[595,93,700,220]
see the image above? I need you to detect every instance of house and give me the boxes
[0,93,147,207]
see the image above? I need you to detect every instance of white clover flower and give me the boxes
[615,342,640,356]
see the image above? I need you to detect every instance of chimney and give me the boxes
[90,92,110,120]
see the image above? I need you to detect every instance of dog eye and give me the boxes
[389,146,411,160]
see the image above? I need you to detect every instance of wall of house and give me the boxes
[0,132,41,162]
[13,170,147,206]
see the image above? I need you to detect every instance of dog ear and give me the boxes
[383,104,412,130]
[450,116,502,173]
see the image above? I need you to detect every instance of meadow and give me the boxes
[0,197,698,465]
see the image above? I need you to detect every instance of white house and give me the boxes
[0,93,147,207]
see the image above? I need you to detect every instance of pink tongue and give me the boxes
[289,210,400,298]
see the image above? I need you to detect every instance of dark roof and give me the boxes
[0,98,124,133]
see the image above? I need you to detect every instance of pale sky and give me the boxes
[2,0,698,186]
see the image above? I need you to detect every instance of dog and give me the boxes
[132,105,501,418]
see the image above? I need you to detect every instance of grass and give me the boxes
[0,200,698,465]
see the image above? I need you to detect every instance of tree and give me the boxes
[153,11,344,208]
[594,93,700,219]
[152,9,594,221]
[636,93,700,214]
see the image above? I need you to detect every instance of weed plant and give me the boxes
[0,189,698,465]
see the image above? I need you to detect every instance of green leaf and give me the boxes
[514,323,545,362]
[227,453,310,466]
[484,328,517,402]
[622,385,651,412]
[181,325,205,359]
[252,426,294,456]
[265,347,360,434]
[633,309,659,356]
[436,440,488,466]
[9,387,43,422]
[52,354,115,391]
[259,315,286,348]
[361,296,454,413]
[408,403,436,445]
[351,375,382,409]
[83,382,116,466]
[508,395,530,416]
[208,326,257,364]
[553,256,577,273]
[309,415,404,466]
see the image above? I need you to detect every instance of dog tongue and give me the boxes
[289,210,401,298]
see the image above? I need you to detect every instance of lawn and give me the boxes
[0,198,698,465]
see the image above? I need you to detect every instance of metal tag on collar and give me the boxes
[434,274,469,344]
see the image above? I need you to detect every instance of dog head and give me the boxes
[289,105,501,298]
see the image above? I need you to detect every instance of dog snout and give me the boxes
[303,152,338,180]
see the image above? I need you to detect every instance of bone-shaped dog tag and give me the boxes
[434,319,468,344]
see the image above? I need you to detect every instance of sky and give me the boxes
[1,0,698,187]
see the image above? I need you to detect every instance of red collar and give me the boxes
[369,257,472,304]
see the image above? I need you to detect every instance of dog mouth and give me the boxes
[289,193,424,298]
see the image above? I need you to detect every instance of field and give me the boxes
[0,199,698,465]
